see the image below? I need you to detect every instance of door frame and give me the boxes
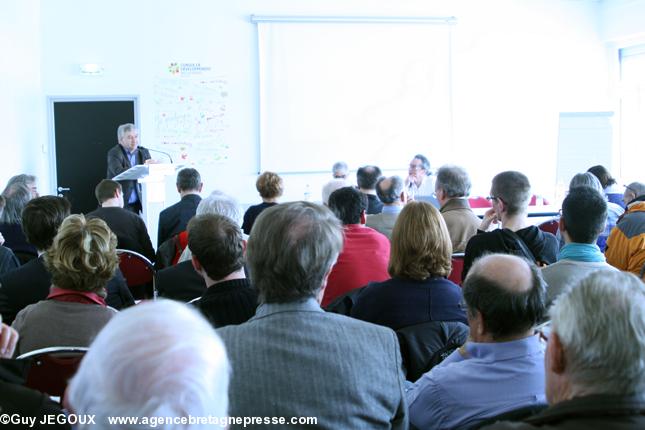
[46,95,140,196]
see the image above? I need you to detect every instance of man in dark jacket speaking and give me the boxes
[106,123,152,214]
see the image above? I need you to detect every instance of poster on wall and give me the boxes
[153,63,229,164]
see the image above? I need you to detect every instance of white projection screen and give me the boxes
[255,17,454,173]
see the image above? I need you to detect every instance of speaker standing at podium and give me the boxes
[106,123,152,214]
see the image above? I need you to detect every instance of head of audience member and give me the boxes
[408,154,431,185]
[389,201,452,280]
[176,168,203,196]
[328,186,368,226]
[489,171,532,222]
[376,176,406,207]
[546,270,645,404]
[587,165,616,190]
[117,123,139,153]
[623,181,645,206]
[196,191,243,227]
[569,172,603,194]
[322,179,350,206]
[247,202,343,304]
[356,165,382,192]
[95,179,124,208]
[560,186,607,245]
[332,161,349,179]
[44,215,118,297]
[434,165,472,208]
[189,214,245,286]
[256,171,283,203]
[463,254,546,343]
[67,300,230,429]
[0,182,33,224]
[21,196,71,252]
[5,174,38,198]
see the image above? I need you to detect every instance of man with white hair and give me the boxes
[322,161,352,205]
[67,300,230,429]
[605,181,645,275]
[484,270,645,429]
[156,190,243,302]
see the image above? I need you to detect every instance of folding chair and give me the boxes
[17,346,88,398]
[117,249,155,300]
[468,197,492,209]
[538,219,559,235]
[448,253,465,286]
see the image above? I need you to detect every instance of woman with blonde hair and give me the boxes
[242,171,284,235]
[12,215,119,355]
[351,201,467,330]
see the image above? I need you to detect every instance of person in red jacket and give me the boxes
[322,186,390,307]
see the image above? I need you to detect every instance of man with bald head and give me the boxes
[366,176,407,240]
[407,254,547,430]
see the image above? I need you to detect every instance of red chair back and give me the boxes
[538,219,559,235]
[468,197,492,208]
[117,249,155,300]
[17,347,88,398]
[448,253,465,286]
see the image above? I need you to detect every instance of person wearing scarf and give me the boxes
[11,215,118,356]
[542,186,617,305]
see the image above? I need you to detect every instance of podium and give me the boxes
[113,163,181,248]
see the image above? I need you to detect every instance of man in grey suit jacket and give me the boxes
[366,175,407,240]
[218,202,408,429]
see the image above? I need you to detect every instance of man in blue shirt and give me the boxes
[406,253,547,430]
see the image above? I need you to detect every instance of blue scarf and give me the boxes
[559,243,605,263]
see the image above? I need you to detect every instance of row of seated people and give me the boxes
[0,195,644,429]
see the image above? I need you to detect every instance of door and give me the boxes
[52,100,136,214]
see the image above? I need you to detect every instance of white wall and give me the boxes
[2,0,622,204]
[0,0,47,191]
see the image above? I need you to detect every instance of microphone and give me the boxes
[141,146,173,164]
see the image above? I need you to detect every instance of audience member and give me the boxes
[463,171,558,280]
[189,214,257,328]
[67,300,229,429]
[435,165,481,252]
[0,182,37,261]
[87,179,155,262]
[157,167,203,246]
[0,319,70,429]
[242,171,283,235]
[357,165,384,214]
[567,172,623,251]
[157,191,244,301]
[12,215,118,355]
[366,175,407,240]
[541,186,616,304]
[605,180,645,275]
[352,201,466,330]
[218,202,407,429]
[4,174,39,198]
[323,187,390,307]
[407,254,547,430]
[106,123,152,214]
[0,196,133,325]
[485,270,645,429]
[322,161,352,205]
[406,154,439,207]
[0,196,19,276]
[623,181,645,207]
[587,164,625,208]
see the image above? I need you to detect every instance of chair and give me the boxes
[396,321,469,382]
[448,253,465,286]
[323,286,367,316]
[529,195,550,206]
[468,196,492,208]
[17,346,88,398]
[538,218,559,235]
[117,249,155,300]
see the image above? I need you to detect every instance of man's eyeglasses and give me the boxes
[486,195,502,202]
[409,164,424,170]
